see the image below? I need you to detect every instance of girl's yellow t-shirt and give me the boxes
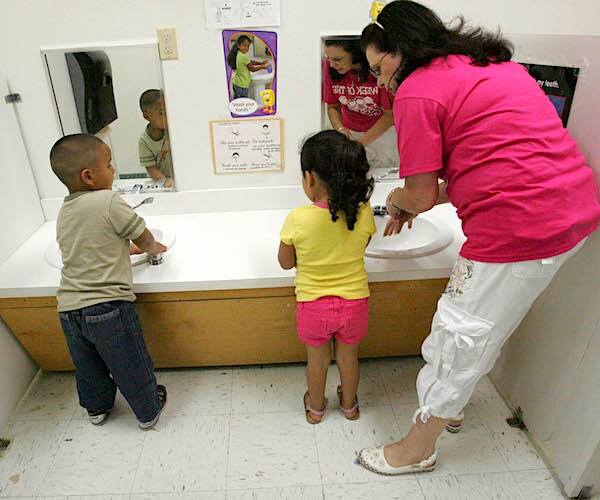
[280,203,377,302]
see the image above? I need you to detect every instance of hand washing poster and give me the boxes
[210,118,283,174]
[222,30,277,118]
[520,63,579,127]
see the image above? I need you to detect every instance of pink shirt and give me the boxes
[394,55,600,263]
[322,59,393,133]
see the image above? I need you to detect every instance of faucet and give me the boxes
[372,205,388,217]
[132,197,154,210]
[374,168,399,182]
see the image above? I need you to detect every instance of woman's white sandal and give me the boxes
[446,410,464,433]
[357,446,438,475]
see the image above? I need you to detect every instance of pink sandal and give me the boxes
[304,391,327,424]
[337,385,360,420]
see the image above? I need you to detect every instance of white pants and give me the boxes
[414,238,587,423]
[351,127,399,171]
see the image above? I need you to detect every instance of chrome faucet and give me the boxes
[374,168,399,182]
[132,197,154,210]
[372,205,388,216]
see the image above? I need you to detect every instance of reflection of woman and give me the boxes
[357,0,600,476]
[227,35,269,99]
[322,38,397,170]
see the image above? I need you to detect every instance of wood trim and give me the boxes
[0,279,448,309]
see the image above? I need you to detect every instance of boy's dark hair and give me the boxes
[324,37,370,82]
[50,134,105,187]
[361,0,513,88]
[301,130,374,231]
[139,89,162,113]
[227,35,252,70]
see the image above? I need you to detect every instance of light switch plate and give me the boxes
[157,27,179,60]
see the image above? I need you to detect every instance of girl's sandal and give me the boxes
[337,385,360,420]
[304,391,327,424]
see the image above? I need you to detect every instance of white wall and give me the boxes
[0,76,42,430]
[0,0,599,201]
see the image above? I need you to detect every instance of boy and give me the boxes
[138,89,173,188]
[50,134,167,430]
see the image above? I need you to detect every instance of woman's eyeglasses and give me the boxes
[369,52,390,77]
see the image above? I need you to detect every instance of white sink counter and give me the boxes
[0,204,465,299]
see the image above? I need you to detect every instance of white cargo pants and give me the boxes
[414,238,587,423]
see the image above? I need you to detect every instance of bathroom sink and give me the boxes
[366,216,453,259]
[250,69,274,84]
[45,227,176,270]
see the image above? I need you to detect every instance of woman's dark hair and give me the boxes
[227,35,252,70]
[361,1,513,87]
[324,38,370,82]
[301,130,374,231]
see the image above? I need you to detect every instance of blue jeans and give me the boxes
[59,300,160,423]
[232,83,249,99]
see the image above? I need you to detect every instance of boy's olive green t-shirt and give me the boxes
[56,190,146,312]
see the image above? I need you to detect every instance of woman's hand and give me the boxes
[384,188,417,236]
[384,211,416,236]
[338,127,354,140]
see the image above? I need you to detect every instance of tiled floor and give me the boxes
[0,357,570,499]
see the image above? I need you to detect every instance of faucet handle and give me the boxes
[372,205,388,216]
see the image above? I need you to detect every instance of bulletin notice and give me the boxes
[210,118,283,174]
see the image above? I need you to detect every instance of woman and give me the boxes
[227,35,269,99]
[322,38,397,171]
[357,1,600,475]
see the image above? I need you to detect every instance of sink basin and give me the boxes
[45,227,176,270]
[366,216,453,259]
[250,69,274,84]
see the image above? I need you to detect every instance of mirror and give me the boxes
[43,43,176,193]
[321,35,399,181]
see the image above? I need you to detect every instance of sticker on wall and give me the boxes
[222,30,277,118]
[369,1,387,23]
[210,118,283,174]
[520,63,579,127]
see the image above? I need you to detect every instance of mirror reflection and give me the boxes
[321,36,399,180]
[43,44,176,192]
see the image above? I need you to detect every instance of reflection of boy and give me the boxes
[50,134,167,430]
[138,90,174,188]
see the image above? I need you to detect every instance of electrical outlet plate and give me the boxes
[157,27,179,60]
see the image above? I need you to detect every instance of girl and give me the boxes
[227,35,269,99]
[278,130,377,424]
[322,38,397,171]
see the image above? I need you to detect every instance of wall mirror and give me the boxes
[43,42,176,193]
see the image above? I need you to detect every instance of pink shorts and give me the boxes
[296,296,369,347]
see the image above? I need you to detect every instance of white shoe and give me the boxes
[446,410,464,433]
[358,446,438,475]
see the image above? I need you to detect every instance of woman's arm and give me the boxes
[384,171,441,236]
[278,241,296,270]
[327,103,353,139]
[358,109,394,147]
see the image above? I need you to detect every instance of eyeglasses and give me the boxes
[369,52,390,77]
[327,53,350,64]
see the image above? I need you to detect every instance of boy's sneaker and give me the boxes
[88,409,110,426]
[138,385,167,431]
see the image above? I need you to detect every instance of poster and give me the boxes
[520,63,579,127]
[222,30,277,118]
[210,118,283,174]
[205,0,280,29]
